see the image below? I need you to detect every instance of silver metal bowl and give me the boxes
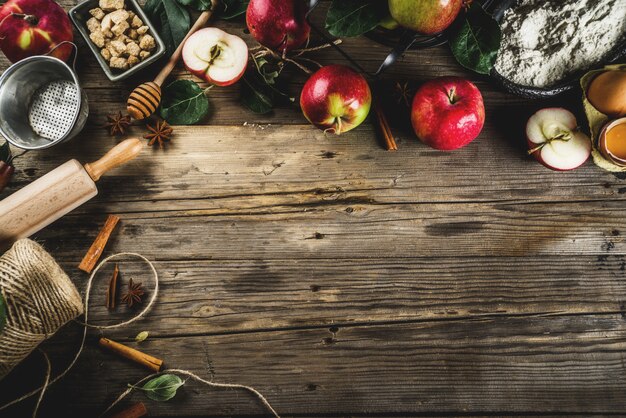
[0,55,89,150]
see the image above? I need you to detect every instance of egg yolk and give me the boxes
[606,123,626,161]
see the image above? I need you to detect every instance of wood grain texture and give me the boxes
[1,0,625,416]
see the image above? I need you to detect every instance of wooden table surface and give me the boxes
[1,3,626,417]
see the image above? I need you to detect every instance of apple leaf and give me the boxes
[325,0,387,37]
[131,374,185,402]
[449,1,501,75]
[159,80,210,125]
[240,66,294,114]
[0,293,7,336]
[221,0,248,19]
[145,0,191,56]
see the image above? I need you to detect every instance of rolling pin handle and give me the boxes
[84,138,144,182]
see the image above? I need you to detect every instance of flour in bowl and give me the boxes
[494,0,626,88]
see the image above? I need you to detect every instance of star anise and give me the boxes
[144,119,173,148]
[104,112,132,136]
[121,278,144,308]
[463,0,474,11]
[393,81,413,107]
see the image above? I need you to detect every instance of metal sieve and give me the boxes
[0,54,89,150]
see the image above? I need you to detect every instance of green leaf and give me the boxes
[159,80,210,125]
[449,1,501,75]
[177,0,212,11]
[0,293,6,336]
[325,0,387,37]
[252,56,280,86]
[240,70,274,114]
[135,374,185,402]
[0,142,10,164]
[221,0,248,19]
[145,0,191,56]
[135,331,149,342]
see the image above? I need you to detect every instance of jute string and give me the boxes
[0,243,279,417]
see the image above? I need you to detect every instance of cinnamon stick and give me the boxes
[109,402,147,418]
[79,214,120,273]
[105,263,119,309]
[373,98,398,151]
[99,337,163,372]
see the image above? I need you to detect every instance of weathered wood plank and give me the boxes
[64,256,626,335]
[3,315,626,416]
[5,126,624,205]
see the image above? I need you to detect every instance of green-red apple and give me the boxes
[388,0,463,35]
[300,65,371,135]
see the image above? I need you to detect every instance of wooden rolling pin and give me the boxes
[0,138,143,250]
[127,0,218,120]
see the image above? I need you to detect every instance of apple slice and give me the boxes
[526,108,591,171]
[182,28,248,87]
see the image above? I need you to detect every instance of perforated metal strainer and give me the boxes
[0,55,89,150]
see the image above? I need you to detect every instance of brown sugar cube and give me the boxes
[109,9,129,24]
[128,10,136,19]
[128,28,138,40]
[99,0,124,11]
[109,39,127,54]
[86,17,101,33]
[111,20,129,36]
[131,15,143,28]
[126,41,141,56]
[136,25,149,35]
[100,48,112,61]
[89,8,105,20]
[110,57,129,70]
[89,31,106,48]
[127,55,139,67]
[103,28,114,39]
[139,50,151,60]
[139,34,155,51]
[106,44,120,58]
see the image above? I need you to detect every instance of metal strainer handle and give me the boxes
[45,41,79,71]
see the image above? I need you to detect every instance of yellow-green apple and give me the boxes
[300,65,371,135]
[388,0,462,35]
[182,28,248,87]
[246,0,310,53]
[526,108,591,171]
[411,76,485,150]
[0,0,73,63]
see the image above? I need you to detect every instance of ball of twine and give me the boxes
[0,239,83,379]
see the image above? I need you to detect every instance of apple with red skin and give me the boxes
[246,0,310,53]
[0,0,72,63]
[526,108,591,171]
[300,65,372,135]
[388,0,463,35]
[182,27,248,87]
[411,76,485,150]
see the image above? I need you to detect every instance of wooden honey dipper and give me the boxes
[127,2,217,120]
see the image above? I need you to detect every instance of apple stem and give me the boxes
[447,87,457,104]
[0,13,38,28]
[528,128,574,155]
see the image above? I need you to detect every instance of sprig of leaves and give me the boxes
[159,79,210,125]
[325,0,387,37]
[0,294,7,336]
[449,1,501,75]
[240,57,294,114]
[131,374,185,402]
[144,0,191,56]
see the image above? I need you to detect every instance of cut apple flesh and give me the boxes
[526,108,591,171]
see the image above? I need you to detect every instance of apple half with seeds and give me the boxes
[526,108,591,171]
[182,27,248,86]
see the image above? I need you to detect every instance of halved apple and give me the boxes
[182,27,248,86]
[526,108,591,171]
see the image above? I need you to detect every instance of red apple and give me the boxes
[526,108,591,171]
[182,27,248,87]
[300,65,371,135]
[388,0,463,35]
[0,0,72,63]
[246,0,310,53]
[411,76,485,150]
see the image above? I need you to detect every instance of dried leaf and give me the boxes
[135,331,149,342]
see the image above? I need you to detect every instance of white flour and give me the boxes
[494,0,626,88]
